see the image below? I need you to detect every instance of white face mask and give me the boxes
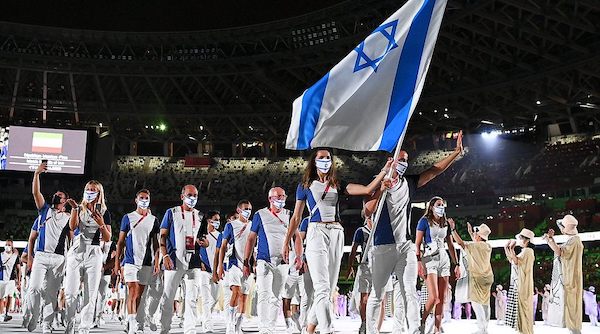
[272,199,286,210]
[209,220,220,229]
[433,206,445,217]
[315,158,332,174]
[4,246,12,253]
[84,190,99,202]
[240,209,252,220]
[395,161,408,177]
[137,199,150,209]
[183,196,198,208]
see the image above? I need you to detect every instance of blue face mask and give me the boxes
[137,199,150,209]
[272,199,286,210]
[395,161,408,177]
[183,196,197,208]
[209,220,220,229]
[240,209,252,220]
[83,191,98,202]
[315,158,332,173]
[433,206,445,217]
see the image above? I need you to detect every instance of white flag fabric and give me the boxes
[286,0,448,152]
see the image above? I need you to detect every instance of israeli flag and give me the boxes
[286,0,447,152]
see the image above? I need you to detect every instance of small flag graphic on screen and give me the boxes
[32,132,63,154]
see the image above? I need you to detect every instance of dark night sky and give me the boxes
[0,0,349,32]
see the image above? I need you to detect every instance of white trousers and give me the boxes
[94,274,111,321]
[305,223,344,334]
[64,245,104,332]
[392,278,406,334]
[256,259,289,331]
[366,242,419,334]
[136,273,163,328]
[471,302,490,334]
[198,270,219,326]
[158,259,201,334]
[25,252,65,328]
[299,271,313,328]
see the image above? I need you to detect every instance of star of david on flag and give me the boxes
[286,0,448,152]
[353,21,399,72]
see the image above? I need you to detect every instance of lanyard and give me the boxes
[132,212,148,229]
[270,208,286,225]
[180,205,196,229]
[321,183,331,200]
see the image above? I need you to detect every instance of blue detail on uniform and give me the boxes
[251,213,271,262]
[296,184,322,222]
[160,209,177,269]
[299,217,309,233]
[199,247,212,272]
[416,217,432,244]
[121,215,135,265]
[373,201,396,245]
[353,228,364,244]
[37,203,50,252]
[222,223,238,269]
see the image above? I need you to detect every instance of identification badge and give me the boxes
[185,236,195,252]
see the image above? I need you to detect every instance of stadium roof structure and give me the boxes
[0,0,598,144]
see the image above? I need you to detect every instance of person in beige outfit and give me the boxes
[449,221,494,334]
[545,215,583,334]
[504,228,535,334]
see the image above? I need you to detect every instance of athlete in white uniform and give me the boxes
[115,189,160,334]
[415,197,460,334]
[283,149,389,334]
[218,200,253,334]
[0,239,20,322]
[243,187,303,334]
[366,133,464,334]
[198,210,221,333]
[158,184,206,334]
[64,180,112,334]
[347,214,373,334]
[22,162,72,333]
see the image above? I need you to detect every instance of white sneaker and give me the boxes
[41,322,53,334]
[234,315,243,334]
[286,318,301,334]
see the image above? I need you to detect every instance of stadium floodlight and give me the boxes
[480,120,494,125]
[159,124,166,131]
[536,100,541,105]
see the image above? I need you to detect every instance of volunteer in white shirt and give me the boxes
[65,180,112,334]
[115,189,160,334]
[217,200,253,334]
[282,148,391,334]
[243,188,303,334]
[22,162,73,333]
[366,131,464,334]
[158,185,206,334]
[198,210,221,333]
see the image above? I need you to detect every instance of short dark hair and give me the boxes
[225,212,237,221]
[56,190,70,199]
[5,238,13,243]
[136,189,151,197]
[206,210,220,220]
[237,199,251,208]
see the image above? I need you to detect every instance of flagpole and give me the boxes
[360,129,408,264]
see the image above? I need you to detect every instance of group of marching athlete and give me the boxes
[9,130,586,334]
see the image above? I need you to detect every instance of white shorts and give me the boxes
[124,264,153,285]
[111,291,120,300]
[3,280,16,297]
[357,263,373,294]
[424,252,450,277]
[226,265,249,294]
[282,272,301,300]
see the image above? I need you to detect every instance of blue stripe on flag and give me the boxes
[379,0,437,151]
[297,73,330,149]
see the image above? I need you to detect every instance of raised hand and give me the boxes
[455,130,464,154]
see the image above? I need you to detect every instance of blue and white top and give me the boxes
[160,206,203,269]
[74,208,111,246]
[373,175,419,246]
[120,211,159,267]
[222,219,251,270]
[250,208,291,263]
[416,217,449,255]
[299,217,310,233]
[32,203,70,256]
[0,250,19,282]
[296,181,345,223]
[352,226,371,262]
[199,230,222,273]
